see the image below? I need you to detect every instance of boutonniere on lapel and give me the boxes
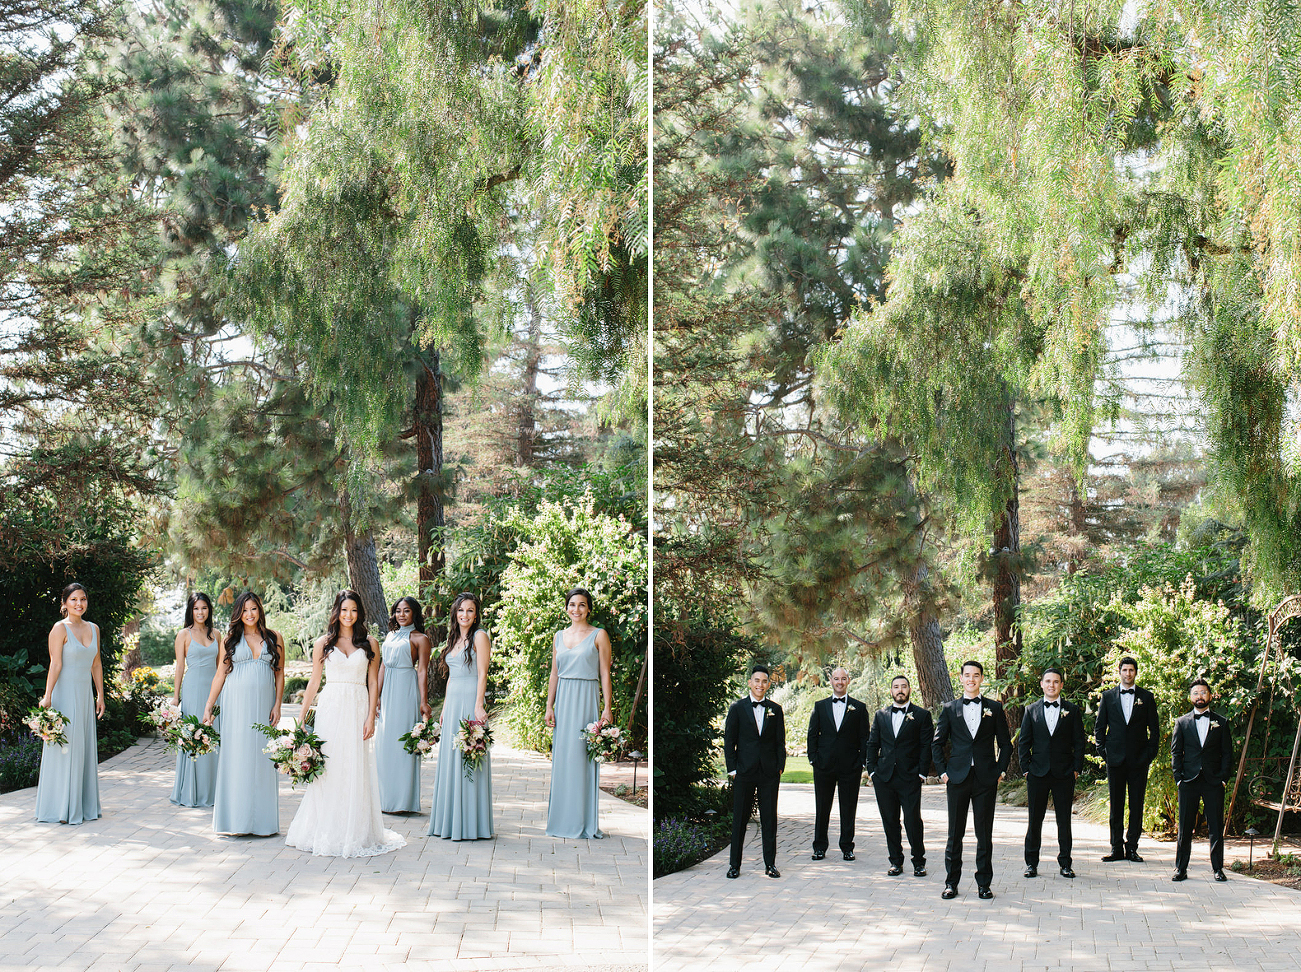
[1133,698,1143,706]
[981,707,992,719]
[1210,719,1222,730]
[1060,709,1070,719]
[905,712,915,722]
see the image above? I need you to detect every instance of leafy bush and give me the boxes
[0,732,41,793]
[491,495,648,752]
[653,616,752,820]
[283,676,309,702]
[654,817,727,877]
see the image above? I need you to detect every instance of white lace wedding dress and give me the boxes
[285,647,406,857]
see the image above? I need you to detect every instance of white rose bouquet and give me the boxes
[399,718,441,758]
[25,707,69,749]
[454,718,492,781]
[582,721,627,763]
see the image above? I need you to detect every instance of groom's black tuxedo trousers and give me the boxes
[806,695,869,855]
[866,703,933,868]
[724,696,786,869]
[1017,699,1086,869]
[932,696,1012,889]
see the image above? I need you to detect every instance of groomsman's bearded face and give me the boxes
[891,678,910,704]
[1190,684,1211,710]
[960,665,983,696]
[830,669,849,696]
[749,671,770,701]
[1119,663,1137,688]
[1041,672,1063,701]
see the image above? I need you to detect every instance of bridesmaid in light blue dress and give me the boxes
[376,596,432,812]
[203,591,285,836]
[545,587,614,839]
[35,582,104,825]
[171,592,221,807]
[428,592,494,840]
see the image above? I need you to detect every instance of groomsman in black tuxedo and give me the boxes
[724,665,786,879]
[932,659,1011,900]
[1095,655,1161,862]
[866,674,933,876]
[1018,667,1086,879]
[1171,678,1233,882]
[806,667,870,861]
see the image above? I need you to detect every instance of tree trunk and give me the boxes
[906,562,954,709]
[993,393,1023,775]
[1065,468,1085,576]
[340,484,388,632]
[415,350,445,590]
[516,293,542,467]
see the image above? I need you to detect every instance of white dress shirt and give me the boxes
[750,694,767,733]
[1120,686,1135,724]
[1043,697,1061,735]
[1195,708,1210,745]
[831,693,848,730]
[962,696,982,737]
[891,705,906,736]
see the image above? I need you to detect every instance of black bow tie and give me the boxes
[963,697,982,705]
[832,697,846,704]
[892,706,907,712]
[1194,711,1210,720]
[1044,701,1060,708]
[752,701,765,709]
[1120,689,1135,695]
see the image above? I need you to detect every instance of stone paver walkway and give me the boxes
[1,739,646,972]
[654,782,1301,972]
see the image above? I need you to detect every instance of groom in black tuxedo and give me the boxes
[866,674,933,876]
[932,659,1011,900]
[1171,677,1233,882]
[1095,655,1161,862]
[1018,667,1086,879]
[806,667,869,861]
[724,665,786,879]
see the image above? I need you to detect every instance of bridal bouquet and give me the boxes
[399,718,440,758]
[175,716,220,760]
[454,718,492,781]
[255,720,326,787]
[149,699,185,737]
[24,707,69,749]
[583,721,627,763]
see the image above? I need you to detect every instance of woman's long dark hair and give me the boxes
[388,596,426,633]
[222,591,281,673]
[185,592,215,641]
[438,592,483,677]
[59,582,88,617]
[324,590,373,660]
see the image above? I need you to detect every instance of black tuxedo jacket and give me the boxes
[1095,686,1160,767]
[724,696,786,780]
[806,695,869,776]
[866,703,934,783]
[932,696,1012,786]
[1170,709,1233,785]
[1017,698,1087,779]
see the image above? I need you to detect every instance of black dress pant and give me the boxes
[873,774,925,867]
[812,768,860,855]
[729,773,779,869]
[1025,772,1075,868]
[944,772,997,888]
[1107,760,1150,853]
[1175,773,1225,873]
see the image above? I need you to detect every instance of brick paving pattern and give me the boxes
[1,738,646,972]
[653,781,1301,972]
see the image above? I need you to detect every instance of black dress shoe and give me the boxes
[1214,869,1228,882]
[811,851,825,860]
[1101,852,1126,862]
[726,866,740,879]
[913,866,927,877]
[1127,851,1145,863]
[1171,870,1188,882]
[1023,865,1038,878]
[941,885,958,899]
[842,851,856,862]
[977,886,994,899]
[1059,867,1076,879]
[765,865,781,878]
[887,864,904,876]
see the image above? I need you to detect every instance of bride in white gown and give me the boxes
[286,590,405,858]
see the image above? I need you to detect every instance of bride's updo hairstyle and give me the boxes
[324,590,373,661]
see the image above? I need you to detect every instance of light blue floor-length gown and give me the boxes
[428,640,493,839]
[171,632,221,807]
[35,620,101,825]
[211,636,279,836]
[545,628,605,838]
[376,624,421,812]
